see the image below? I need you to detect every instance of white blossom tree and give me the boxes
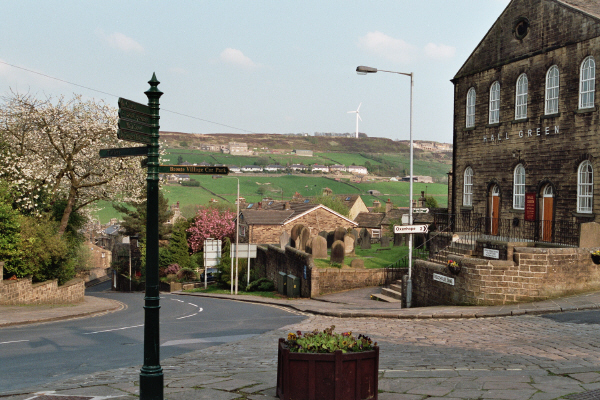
[0,92,146,234]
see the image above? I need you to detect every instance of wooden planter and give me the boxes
[592,254,600,265]
[276,338,379,400]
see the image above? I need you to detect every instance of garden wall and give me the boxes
[0,276,85,305]
[412,246,600,306]
[254,245,391,297]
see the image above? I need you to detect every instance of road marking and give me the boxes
[83,324,144,335]
[187,303,198,307]
[0,339,29,345]
[176,307,203,320]
[171,298,185,303]
[162,334,256,347]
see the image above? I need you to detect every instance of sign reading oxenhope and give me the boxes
[394,224,429,234]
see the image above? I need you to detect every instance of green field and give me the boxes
[93,174,447,223]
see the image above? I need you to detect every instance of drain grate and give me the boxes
[566,389,600,400]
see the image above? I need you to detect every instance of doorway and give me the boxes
[541,185,554,242]
[489,184,500,235]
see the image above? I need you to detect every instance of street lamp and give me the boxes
[226,177,240,294]
[356,65,414,308]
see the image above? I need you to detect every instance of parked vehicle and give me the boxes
[201,267,219,282]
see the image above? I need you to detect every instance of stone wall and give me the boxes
[255,244,314,298]
[413,246,600,306]
[254,244,390,297]
[0,277,85,305]
[314,268,388,296]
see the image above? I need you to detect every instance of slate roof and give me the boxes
[381,209,404,225]
[557,0,600,19]
[354,212,385,228]
[239,201,357,226]
[338,194,360,208]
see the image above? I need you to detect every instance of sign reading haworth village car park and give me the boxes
[99,75,230,400]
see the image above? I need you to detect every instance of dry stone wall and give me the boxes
[413,246,600,306]
[0,277,85,305]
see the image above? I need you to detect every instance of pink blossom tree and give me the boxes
[187,207,236,253]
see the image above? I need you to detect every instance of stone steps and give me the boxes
[370,293,401,303]
[371,281,403,304]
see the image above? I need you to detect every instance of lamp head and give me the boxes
[356,66,377,75]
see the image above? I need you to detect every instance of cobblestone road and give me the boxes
[8,311,600,400]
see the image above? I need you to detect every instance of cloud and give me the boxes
[97,29,144,53]
[424,43,456,60]
[219,48,259,68]
[0,59,64,89]
[357,31,418,64]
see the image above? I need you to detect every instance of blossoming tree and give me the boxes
[0,92,146,234]
[187,207,236,253]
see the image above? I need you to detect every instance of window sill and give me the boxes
[486,123,501,128]
[511,118,529,124]
[463,126,476,132]
[540,113,560,120]
[576,107,596,114]
[510,208,525,213]
[461,206,473,211]
[573,212,595,218]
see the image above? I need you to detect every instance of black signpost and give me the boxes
[101,75,230,400]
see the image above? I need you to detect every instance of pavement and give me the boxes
[4,287,600,399]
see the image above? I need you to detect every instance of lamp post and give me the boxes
[229,177,240,295]
[356,65,414,308]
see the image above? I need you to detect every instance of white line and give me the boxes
[187,303,198,307]
[171,299,184,303]
[176,307,203,320]
[0,339,29,345]
[84,324,144,335]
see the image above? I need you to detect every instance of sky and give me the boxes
[0,0,511,144]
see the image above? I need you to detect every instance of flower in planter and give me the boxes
[592,250,600,256]
[283,325,377,353]
[447,260,459,269]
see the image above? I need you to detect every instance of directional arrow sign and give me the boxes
[119,108,153,125]
[99,146,149,158]
[413,208,429,213]
[158,165,229,175]
[117,129,151,144]
[118,119,153,135]
[394,224,429,234]
[118,97,151,115]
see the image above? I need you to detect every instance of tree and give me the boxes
[112,190,173,241]
[0,180,22,275]
[166,220,192,270]
[425,196,439,209]
[177,155,184,164]
[311,195,350,217]
[0,93,146,234]
[187,207,235,253]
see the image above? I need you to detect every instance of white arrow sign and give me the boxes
[413,208,429,213]
[394,224,429,234]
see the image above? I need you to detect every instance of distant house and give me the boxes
[354,213,385,239]
[290,164,308,171]
[175,174,190,181]
[198,161,212,166]
[264,164,285,172]
[329,164,346,173]
[337,195,369,220]
[311,164,329,173]
[401,175,433,183]
[237,201,358,244]
[368,190,382,196]
[242,165,263,172]
[229,165,242,173]
[228,142,252,155]
[347,165,368,175]
[294,149,313,157]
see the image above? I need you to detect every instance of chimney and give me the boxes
[257,201,262,210]
[373,200,381,209]
[385,198,393,213]
[284,201,291,210]
[419,191,427,208]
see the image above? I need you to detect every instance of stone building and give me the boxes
[450,0,600,245]
[237,201,358,244]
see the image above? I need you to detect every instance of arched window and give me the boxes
[489,81,500,124]
[463,167,473,206]
[513,164,525,209]
[515,74,528,120]
[545,66,559,115]
[580,56,596,109]
[466,88,476,128]
[578,160,594,213]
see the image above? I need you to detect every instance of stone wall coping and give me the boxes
[61,278,85,287]
[265,244,285,254]
[514,247,583,255]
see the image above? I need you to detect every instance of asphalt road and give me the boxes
[0,281,306,394]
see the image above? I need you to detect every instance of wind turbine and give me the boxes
[347,103,362,138]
